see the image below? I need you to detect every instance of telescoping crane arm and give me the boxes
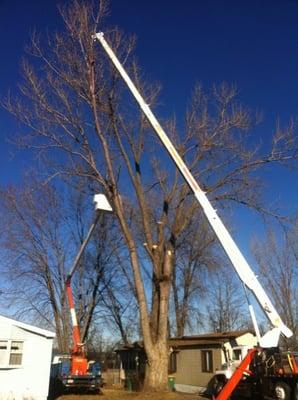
[65,213,100,355]
[66,194,113,355]
[94,32,293,347]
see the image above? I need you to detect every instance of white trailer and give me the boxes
[0,315,55,400]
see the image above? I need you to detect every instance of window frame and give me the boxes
[9,340,23,366]
[0,339,24,368]
[168,351,177,374]
[201,349,213,373]
[0,340,9,366]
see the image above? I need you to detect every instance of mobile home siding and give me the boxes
[174,346,222,387]
[0,317,54,400]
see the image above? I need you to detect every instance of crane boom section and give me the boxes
[94,32,292,340]
[66,281,83,354]
[67,213,100,283]
[65,211,100,356]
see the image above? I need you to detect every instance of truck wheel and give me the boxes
[274,381,291,400]
[210,376,226,396]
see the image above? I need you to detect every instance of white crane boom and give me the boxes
[94,32,293,346]
[67,194,113,281]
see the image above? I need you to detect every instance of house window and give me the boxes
[9,341,23,365]
[168,352,177,373]
[0,340,23,367]
[0,341,8,365]
[201,350,213,373]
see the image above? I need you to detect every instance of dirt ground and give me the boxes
[57,388,207,400]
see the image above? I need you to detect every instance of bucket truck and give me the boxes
[51,194,112,393]
[93,33,298,400]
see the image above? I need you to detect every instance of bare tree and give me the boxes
[2,0,297,389]
[171,214,218,336]
[96,280,138,345]
[0,180,120,352]
[72,209,129,344]
[0,181,72,352]
[82,228,138,346]
[205,268,249,333]
[252,226,298,349]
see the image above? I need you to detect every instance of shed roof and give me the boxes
[169,330,254,348]
[176,330,252,339]
[0,314,55,338]
[117,330,254,351]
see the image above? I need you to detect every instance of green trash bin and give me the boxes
[168,376,175,391]
[125,377,132,391]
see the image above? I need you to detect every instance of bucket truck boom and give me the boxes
[66,193,112,365]
[93,32,292,347]
[51,194,112,393]
[93,32,297,400]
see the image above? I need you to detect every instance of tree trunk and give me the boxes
[143,252,173,391]
[143,343,169,391]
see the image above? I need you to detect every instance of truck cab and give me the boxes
[206,345,251,396]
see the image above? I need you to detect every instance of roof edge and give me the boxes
[0,315,55,338]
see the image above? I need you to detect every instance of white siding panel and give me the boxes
[0,323,12,339]
[0,322,54,400]
[236,333,257,347]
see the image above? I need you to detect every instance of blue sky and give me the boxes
[0,0,297,250]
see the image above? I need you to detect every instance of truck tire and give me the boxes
[209,375,226,396]
[273,381,291,400]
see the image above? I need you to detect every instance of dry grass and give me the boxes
[57,388,207,400]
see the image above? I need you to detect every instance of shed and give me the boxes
[117,330,256,393]
[0,315,55,400]
[169,330,257,393]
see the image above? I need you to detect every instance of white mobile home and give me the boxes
[0,315,55,400]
